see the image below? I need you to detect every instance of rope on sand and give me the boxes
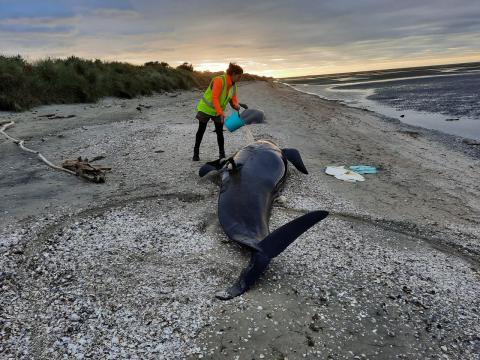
[0,120,77,176]
[243,124,255,144]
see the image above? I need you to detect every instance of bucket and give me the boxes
[224,112,245,132]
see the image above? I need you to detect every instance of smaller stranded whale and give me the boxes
[212,108,265,132]
[199,140,328,300]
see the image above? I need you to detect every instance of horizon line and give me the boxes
[2,53,480,79]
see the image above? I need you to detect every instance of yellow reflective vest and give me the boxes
[197,74,237,116]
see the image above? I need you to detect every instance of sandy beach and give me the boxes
[1,81,479,359]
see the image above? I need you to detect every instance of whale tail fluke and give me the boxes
[215,210,329,300]
[258,210,329,258]
[216,252,271,300]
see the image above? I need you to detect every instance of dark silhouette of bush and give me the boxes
[145,61,170,68]
[176,62,194,72]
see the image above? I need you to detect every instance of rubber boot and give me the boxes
[192,147,200,161]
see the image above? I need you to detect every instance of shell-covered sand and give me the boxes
[1,82,479,359]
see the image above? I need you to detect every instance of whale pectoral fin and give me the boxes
[199,163,218,177]
[199,159,227,177]
[282,148,308,174]
[258,210,329,258]
[215,252,271,300]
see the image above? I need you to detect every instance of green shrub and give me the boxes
[0,55,272,111]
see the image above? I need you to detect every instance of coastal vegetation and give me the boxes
[0,55,270,111]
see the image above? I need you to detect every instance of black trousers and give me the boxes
[194,112,224,156]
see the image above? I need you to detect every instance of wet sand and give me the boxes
[1,82,479,359]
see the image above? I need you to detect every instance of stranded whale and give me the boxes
[199,140,328,300]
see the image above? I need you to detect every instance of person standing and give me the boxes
[193,63,243,161]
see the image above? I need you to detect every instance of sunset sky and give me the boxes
[1,0,480,77]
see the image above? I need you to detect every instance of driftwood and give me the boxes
[1,120,111,183]
[62,157,111,183]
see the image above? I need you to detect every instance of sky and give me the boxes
[1,0,480,77]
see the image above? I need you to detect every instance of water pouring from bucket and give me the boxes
[225,105,265,144]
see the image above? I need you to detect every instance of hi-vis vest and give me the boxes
[197,74,237,116]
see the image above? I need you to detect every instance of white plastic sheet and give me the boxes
[325,166,365,182]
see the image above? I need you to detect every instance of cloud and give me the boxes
[1,0,479,75]
[0,0,75,19]
[0,23,73,33]
[0,16,75,34]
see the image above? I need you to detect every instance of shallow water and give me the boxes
[283,64,480,140]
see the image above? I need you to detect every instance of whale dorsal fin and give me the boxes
[282,148,308,174]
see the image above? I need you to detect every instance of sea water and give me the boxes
[282,63,480,140]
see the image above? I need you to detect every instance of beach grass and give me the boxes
[0,55,270,111]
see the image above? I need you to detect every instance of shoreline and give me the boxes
[279,80,480,158]
[1,81,479,359]
[280,78,480,143]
